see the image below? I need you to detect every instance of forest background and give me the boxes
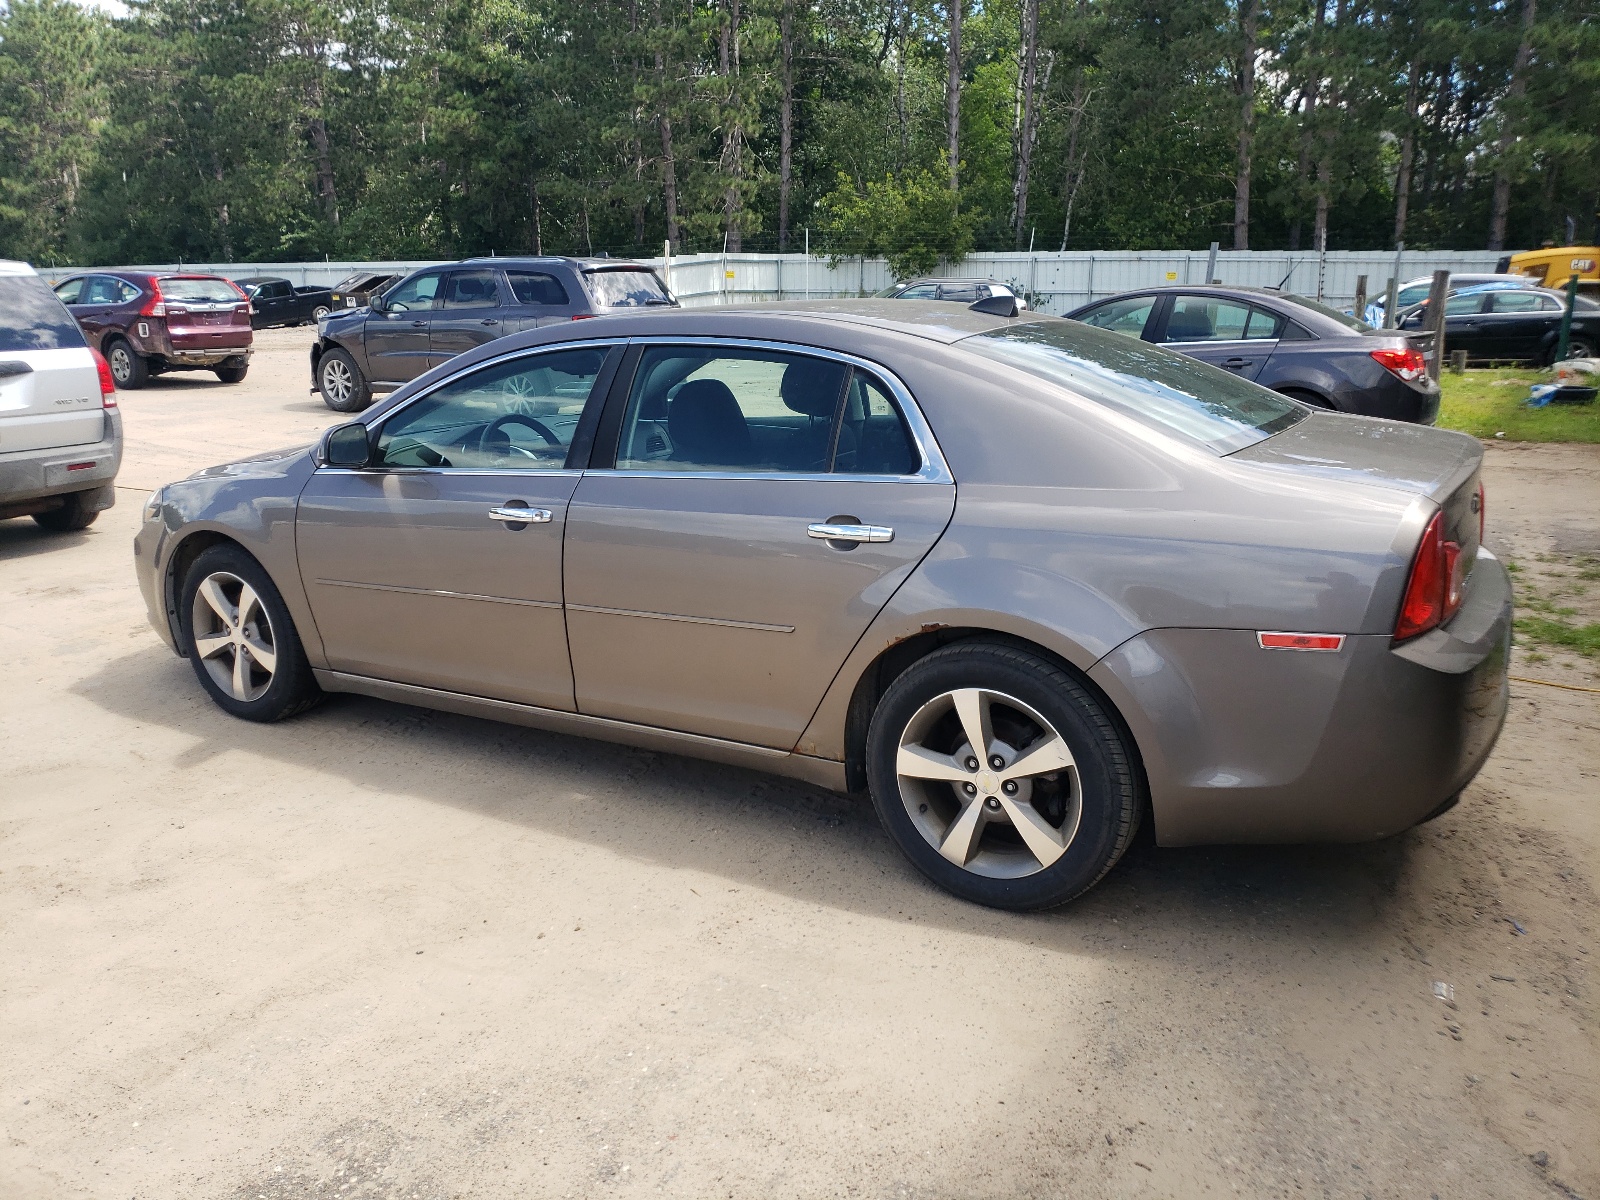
[0,0,1596,272]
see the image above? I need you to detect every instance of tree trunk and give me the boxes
[1010,0,1041,247]
[307,116,339,227]
[1488,0,1536,250]
[1288,3,1326,252]
[1231,0,1259,250]
[719,0,744,252]
[1057,79,1090,250]
[1311,0,1347,256]
[654,0,679,249]
[779,0,794,251]
[946,0,962,190]
[1393,60,1421,248]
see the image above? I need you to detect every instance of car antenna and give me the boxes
[969,294,1019,318]
[1275,260,1298,291]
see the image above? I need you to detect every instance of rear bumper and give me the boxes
[1340,374,1440,424]
[0,410,122,508]
[1089,550,1511,845]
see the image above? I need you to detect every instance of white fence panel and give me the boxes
[47,248,1511,312]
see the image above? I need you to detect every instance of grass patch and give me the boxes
[1515,616,1600,657]
[1437,368,1600,442]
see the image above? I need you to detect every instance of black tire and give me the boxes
[215,364,249,384]
[105,337,149,390]
[179,544,322,722]
[318,347,372,413]
[311,304,332,321]
[32,492,98,532]
[1564,335,1597,362]
[866,641,1142,911]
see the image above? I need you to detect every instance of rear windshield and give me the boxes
[965,320,1305,454]
[159,277,243,303]
[0,275,87,351]
[584,268,672,308]
[1279,292,1371,331]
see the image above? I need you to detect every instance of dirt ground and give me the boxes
[2,329,1597,1199]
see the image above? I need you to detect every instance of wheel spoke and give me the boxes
[230,646,251,699]
[896,743,972,783]
[1000,734,1076,782]
[951,688,994,761]
[194,632,233,660]
[241,634,276,675]
[198,576,236,627]
[998,795,1069,868]
[937,798,988,867]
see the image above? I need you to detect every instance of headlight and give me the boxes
[142,488,164,520]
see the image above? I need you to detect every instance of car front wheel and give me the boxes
[181,545,322,722]
[866,641,1142,910]
[318,347,372,413]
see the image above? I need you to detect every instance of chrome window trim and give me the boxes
[607,335,954,485]
[317,467,583,478]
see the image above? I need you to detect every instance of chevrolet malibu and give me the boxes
[133,301,1510,910]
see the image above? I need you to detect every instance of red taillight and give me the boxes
[139,277,166,318]
[1394,510,1465,642]
[1371,346,1427,383]
[90,348,117,405]
[571,313,596,320]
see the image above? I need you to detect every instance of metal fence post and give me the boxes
[1205,241,1219,285]
[1556,274,1579,362]
[1425,269,1451,382]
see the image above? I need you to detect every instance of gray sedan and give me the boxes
[133,301,1509,910]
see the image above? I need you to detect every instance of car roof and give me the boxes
[897,277,1011,287]
[456,256,657,271]
[234,275,288,283]
[0,259,37,277]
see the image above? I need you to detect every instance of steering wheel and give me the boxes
[479,412,562,456]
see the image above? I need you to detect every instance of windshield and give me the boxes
[160,277,243,303]
[585,269,671,308]
[965,320,1306,454]
[1279,292,1371,331]
[0,275,87,351]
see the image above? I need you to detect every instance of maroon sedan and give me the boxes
[51,271,253,388]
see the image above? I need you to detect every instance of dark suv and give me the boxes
[310,257,676,411]
[52,271,253,388]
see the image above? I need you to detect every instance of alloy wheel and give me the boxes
[109,345,132,383]
[190,571,277,702]
[321,358,353,404]
[895,687,1081,879]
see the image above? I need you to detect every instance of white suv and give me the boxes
[0,260,122,532]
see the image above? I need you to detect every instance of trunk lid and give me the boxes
[0,269,103,453]
[1233,411,1482,562]
[158,276,253,351]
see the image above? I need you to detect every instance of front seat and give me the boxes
[668,379,755,467]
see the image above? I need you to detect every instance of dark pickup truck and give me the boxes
[236,277,336,330]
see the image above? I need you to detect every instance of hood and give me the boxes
[188,443,313,480]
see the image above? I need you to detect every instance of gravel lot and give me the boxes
[3,326,1597,1199]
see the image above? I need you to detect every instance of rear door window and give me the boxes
[1162,296,1253,342]
[1490,292,1559,313]
[0,274,88,350]
[440,270,502,309]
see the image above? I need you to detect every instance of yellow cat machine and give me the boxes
[1498,246,1600,294]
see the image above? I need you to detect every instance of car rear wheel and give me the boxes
[180,545,322,722]
[105,338,148,390]
[31,491,98,532]
[215,364,249,384]
[866,641,1141,910]
[318,347,372,413]
[312,304,332,321]
[1565,336,1597,361]
[1279,387,1332,410]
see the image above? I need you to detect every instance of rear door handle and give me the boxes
[1223,357,1254,368]
[480,318,499,326]
[489,506,552,524]
[808,522,893,543]
[410,320,427,328]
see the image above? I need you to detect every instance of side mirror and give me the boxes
[323,421,372,468]
[368,293,385,313]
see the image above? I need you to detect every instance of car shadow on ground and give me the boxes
[0,517,100,561]
[73,642,1418,959]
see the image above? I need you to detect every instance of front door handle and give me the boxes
[808,522,893,543]
[480,318,499,326]
[489,506,552,524]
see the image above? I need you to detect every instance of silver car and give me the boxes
[0,260,122,532]
[133,301,1510,910]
